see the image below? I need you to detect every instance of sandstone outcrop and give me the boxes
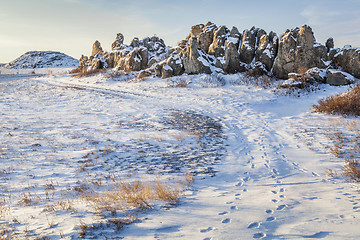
[78,22,359,83]
[333,46,360,78]
[273,25,327,79]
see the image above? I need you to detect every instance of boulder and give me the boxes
[333,47,360,78]
[273,25,327,79]
[326,69,355,86]
[154,63,163,77]
[124,47,148,72]
[166,54,184,76]
[162,64,173,78]
[326,37,334,52]
[208,25,229,58]
[182,37,212,74]
[306,67,327,83]
[239,28,257,64]
[187,24,204,40]
[137,70,152,80]
[130,37,140,48]
[92,40,103,56]
[224,39,243,73]
[255,34,276,71]
[198,22,216,53]
[111,33,124,50]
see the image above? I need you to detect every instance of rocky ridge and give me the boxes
[78,22,360,85]
[4,51,78,69]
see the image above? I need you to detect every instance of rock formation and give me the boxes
[273,25,327,79]
[77,22,359,85]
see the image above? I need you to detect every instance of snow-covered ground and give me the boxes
[0,72,359,239]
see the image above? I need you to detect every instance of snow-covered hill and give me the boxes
[4,51,78,69]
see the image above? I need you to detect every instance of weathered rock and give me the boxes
[273,25,327,79]
[333,47,360,78]
[224,39,243,73]
[162,64,173,78]
[124,47,148,72]
[198,22,216,53]
[306,67,327,83]
[92,40,103,56]
[186,24,204,40]
[137,70,152,80]
[255,34,276,71]
[154,63,163,77]
[111,33,124,50]
[167,54,184,76]
[130,37,140,48]
[326,69,355,86]
[208,25,229,58]
[240,28,257,64]
[182,37,212,74]
[326,37,334,52]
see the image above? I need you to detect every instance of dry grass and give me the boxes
[343,159,360,182]
[313,84,360,116]
[325,169,338,178]
[68,68,81,74]
[85,175,192,215]
[73,69,106,78]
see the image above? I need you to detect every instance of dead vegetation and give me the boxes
[313,83,360,116]
[73,69,106,78]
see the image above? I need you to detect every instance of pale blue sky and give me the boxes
[1,0,359,62]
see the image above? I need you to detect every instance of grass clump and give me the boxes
[73,69,106,78]
[313,84,360,116]
[343,159,360,182]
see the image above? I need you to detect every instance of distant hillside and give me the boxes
[4,51,78,69]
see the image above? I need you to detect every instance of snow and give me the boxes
[4,51,78,69]
[1,72,360,239]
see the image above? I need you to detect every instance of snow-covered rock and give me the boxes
[326,69,355,86]
[4,51,78,69]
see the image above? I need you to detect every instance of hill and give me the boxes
[4,51,78,69]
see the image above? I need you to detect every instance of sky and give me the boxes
[1,0,360,63]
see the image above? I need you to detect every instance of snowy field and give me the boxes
[1,72,360,239]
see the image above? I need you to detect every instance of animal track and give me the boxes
[222,218,231,224]
[218,211,228,215]
[277,204,287,210]
[253,232,266,239]
[266,209,273,214]
[266,216,276,222]
[248,222,261,229]
[200,227,213,233]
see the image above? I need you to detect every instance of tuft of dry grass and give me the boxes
[68,68,81,74]
[343,159,360,182]
[313,83,360,116]
[73,69,106,78]
[325,169,338,178]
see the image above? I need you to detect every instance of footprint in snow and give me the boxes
[236,181,244,187]
[248,222,261,229]
[266,216,276,222]
[230,205,238,211]
[277,204,287,210]
[253,232,266,239]
[218,211,228,215]
[200,227,213,233]
[312,172,320,177]
[272,199,278,203]
[222,218,231,224]
[271,190,277,194]
[266,209,273,214]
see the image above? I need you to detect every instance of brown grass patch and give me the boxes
[73,69,106,78]
[69,68,81,74]
[343,159,360,182]
[313,84,360,116]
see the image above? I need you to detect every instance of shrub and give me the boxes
[343,159,360,182]
[313,84,360,116]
